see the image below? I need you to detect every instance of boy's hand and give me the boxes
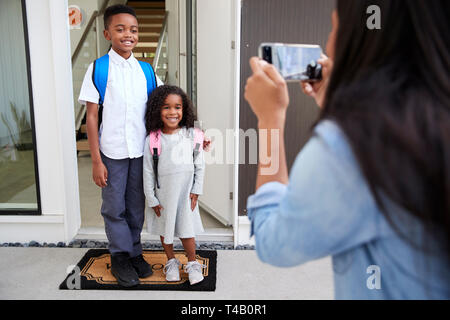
[92,161,108,188]
[152,205,163,217]
[190,193,199,211]
[203,137,211,152]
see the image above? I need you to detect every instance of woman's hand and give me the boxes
[152,205,163,217]
[190,193,198,211]
[244,57,289,126]
[92,161,108,188]
[300,54,333,109]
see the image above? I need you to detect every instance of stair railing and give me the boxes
[154,11,169,82]
[71,0,110,132]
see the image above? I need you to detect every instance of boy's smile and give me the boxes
[104,13,138,59]
[161,94,183,134]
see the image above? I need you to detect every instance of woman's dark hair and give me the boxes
[320,0,450,259]
[103,5,137,29]
[145,85,197,134]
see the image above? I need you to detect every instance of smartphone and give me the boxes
[258,43,323,82]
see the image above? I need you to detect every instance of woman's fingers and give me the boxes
[317,55,333,78]
[249,56,264,74]
[262,63,285,86]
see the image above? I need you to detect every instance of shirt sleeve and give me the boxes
[78,63,100,106]
[247,121,380,268]
[143,136,160,207]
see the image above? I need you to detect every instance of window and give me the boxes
[0,0,41,215]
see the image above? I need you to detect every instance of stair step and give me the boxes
[134,46,157,53]
[77,139,90,151]
[139,26,162,33]
[135,9,166,15]
[128,1,165,8]
[137,18,164,24]
[136,42,158,48]
[136,57,154,65]
[139,35,160,42]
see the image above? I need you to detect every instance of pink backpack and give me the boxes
[149,128,204,188]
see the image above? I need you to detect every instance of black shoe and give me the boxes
[130,254,153,278]
[110,253,140,287]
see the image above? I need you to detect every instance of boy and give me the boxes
[78,4,163,287]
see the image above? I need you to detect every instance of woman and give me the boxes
[244,0,450,299]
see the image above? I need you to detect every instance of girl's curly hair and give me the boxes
[145,85,197,134]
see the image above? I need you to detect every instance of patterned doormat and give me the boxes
[59,249,216,291]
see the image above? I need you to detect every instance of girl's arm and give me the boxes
[143,137,160,207]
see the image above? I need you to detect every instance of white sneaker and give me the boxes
[163,258,181,282]
[185,261,206,285]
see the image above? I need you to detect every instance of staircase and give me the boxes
[128,0,167,75]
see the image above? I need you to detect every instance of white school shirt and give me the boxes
[78,48,163,159]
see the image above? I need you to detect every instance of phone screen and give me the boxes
[275,46,322,80]
[260,44,323,81]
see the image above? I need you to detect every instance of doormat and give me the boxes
[59,249,216,291]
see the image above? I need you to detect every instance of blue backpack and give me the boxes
[91,54,157,129]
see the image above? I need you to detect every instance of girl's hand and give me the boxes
[300,54,333,109]
[203,137,211,152]
[190,193,198,211]
[92,161,108,188]
[244,57,289,126]
[152,205,163,217]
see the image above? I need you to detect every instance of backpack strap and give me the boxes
[92,54,109,106]
[149,130,162,189]
[193,128,204,160]
[92,54,109,130]
[92,56,157,130]
[138,60,158,97]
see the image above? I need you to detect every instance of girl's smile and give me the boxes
[161,94,183,134]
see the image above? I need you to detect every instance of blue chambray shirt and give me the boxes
[247,120,450,299]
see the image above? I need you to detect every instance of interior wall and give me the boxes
[238,0,334,215]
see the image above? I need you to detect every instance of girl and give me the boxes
[143,85,205,285]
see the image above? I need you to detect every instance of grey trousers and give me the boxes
[100,152,145,258]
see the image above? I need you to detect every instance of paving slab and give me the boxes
[0,247,334,300]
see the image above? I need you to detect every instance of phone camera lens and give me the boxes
[262,46,272,63]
